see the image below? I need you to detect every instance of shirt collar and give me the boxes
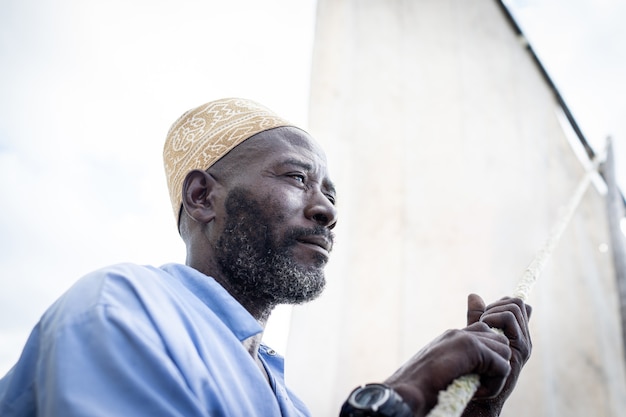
[160,263,263,341]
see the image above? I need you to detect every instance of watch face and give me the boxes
[351,385,390,407]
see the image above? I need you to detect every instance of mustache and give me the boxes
[285,225,335,252]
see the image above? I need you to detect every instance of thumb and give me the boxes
[467,293,486,325]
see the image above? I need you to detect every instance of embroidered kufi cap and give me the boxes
[163,98,294,224]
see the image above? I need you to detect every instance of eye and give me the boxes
[288,173,306,183]
[325,193,336,205]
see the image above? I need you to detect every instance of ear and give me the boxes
[181,170,221,224]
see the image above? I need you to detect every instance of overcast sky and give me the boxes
[1,0,624,375]
[506,0,626,165]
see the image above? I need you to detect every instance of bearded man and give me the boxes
[0,98,531,417]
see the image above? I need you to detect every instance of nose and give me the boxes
[305,191,338,229]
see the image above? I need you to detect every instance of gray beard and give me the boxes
[214,188,328,311]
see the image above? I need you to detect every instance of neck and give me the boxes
[242,332,264,356]
[209,269,276,322]
[243,332,271,384]
[186,257,275,323]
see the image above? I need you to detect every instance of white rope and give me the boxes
[512,162,597,301]
[425,154,603,417]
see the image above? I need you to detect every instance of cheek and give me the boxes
[262,188,303,221]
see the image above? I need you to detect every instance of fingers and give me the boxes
[463,322,513,398]
[480,297,532,360]
[483,297,530,327]
[465,322,509,352]
[384,295,532,410]
[466,295,533,399]
[467,293,486,325]
[383,324,513,408]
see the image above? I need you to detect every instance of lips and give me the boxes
[296,235,333,253]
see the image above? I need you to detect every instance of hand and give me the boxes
[462,294,532,416]
[382,294,531,417]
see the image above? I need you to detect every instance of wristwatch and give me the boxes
[339,383,413,417]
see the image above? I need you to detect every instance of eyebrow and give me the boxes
[278,158,337,196]
[279,158,313,172]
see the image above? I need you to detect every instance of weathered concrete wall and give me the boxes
[286,1,626,416]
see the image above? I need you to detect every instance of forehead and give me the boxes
[235,126,329,171]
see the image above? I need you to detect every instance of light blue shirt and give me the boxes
[0,263,311,416]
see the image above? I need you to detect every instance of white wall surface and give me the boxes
[286,1,626,416]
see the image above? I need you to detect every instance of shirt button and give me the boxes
[266,348,276,356]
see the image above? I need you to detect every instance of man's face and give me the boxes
[211,127,337,307]
[214,187,331,306]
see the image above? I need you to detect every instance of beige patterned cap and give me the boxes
[163,98,294,224]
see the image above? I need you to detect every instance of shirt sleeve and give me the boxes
[37,303,208,417]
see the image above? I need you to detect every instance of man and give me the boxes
[0,98,531,416]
